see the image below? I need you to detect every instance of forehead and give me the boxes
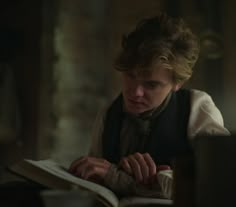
[133,64,174,82]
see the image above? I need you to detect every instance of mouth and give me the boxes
[124,97,147,113]
[127,98,145,107]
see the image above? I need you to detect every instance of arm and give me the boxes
[188,89,230,138]
[69,106,168,198]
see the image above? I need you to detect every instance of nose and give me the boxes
[134,84,144,97]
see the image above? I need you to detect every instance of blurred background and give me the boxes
[0,0,235,166]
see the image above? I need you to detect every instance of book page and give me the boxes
[25,159,119,207]
[119,197,173,207]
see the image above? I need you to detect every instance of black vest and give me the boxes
[102,89,192,165]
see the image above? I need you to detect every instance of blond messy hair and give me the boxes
[114,13,200,84]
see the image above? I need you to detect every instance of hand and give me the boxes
[118,152,157,184]
[68,156,111,184]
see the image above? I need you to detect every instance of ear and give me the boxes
[172,82,184,92]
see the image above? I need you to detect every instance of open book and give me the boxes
[9,159,173,207]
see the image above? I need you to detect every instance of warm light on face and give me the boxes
[121,65,181,114]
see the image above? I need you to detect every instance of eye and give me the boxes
[144,81,162,89]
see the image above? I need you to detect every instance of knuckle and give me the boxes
[83,157,89,162]
[121,157,127,162]
[88,165,96,172]
[144,153,152,160]
[122,159,127,165]
[144,152,150,157]
[128,155,134,160]
[104,159,109,165]
[134,152,141,157]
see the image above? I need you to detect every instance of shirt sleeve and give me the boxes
[188,89,230,139]
[157,170,173,199]
[104,164,167,198]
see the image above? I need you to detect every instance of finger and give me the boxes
[74,160,89,177]
[128,155,143,183]
[119,158,133,175]
[70,156,95,175]
[70,156,108,173]
[80,160,111,180]
[83,165,106,180]
[74,158,110,178]
[133,153,149,184]
[143,153,156,177]
[90,158,110,169]
[68,156,86,173]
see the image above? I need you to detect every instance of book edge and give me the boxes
[9,159,118,207]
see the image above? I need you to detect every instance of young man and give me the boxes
[69,13,230,198]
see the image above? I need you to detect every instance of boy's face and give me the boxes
[121,65,182,114]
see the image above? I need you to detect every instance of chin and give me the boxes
[126,106,146,114]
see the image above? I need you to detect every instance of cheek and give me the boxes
[148,88,171,105]
[122,78,133,92]
[121,81,129,93]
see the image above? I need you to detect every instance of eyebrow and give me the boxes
[146,80,166,86]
